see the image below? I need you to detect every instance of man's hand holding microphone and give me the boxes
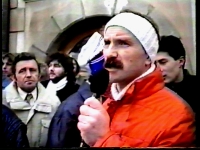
[77,32,110,147]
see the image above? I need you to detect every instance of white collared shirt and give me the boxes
[18,87,37,106]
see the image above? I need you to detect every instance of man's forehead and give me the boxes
[16,60,38,68]
[156,52,171,60]
[50,60,59,64]
[104,26,133,38]
[2,57,11,62]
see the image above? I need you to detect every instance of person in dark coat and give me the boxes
[155,35,197,113]
[46,32,108,148]
[2,104,30,148]
[46,80,92,147]
[155,35,198,146]
[41,52,80,102]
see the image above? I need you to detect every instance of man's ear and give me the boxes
[38,73,41,81]
[178,56,185,68]
[12,75,17,82]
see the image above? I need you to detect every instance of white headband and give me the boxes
[104,13,159,62]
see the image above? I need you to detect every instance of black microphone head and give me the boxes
[89,68,109,98]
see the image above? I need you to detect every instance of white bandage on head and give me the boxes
[104,12,159,62]
[77,32,104,67]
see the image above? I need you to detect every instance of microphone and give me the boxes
[89,69,109,101]
[88,52,110,101]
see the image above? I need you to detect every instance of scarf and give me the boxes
[46,77,68,96]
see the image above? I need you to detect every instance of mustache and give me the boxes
[104,57,123,69]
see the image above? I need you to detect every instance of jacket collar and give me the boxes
[18,86,37,101]
[166,69,194,88]
[78,81,93,101]
[4,81,57,113]
[111,64,156,101]
[109,68,165,104]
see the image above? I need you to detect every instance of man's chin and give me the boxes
[22,85,37,93]
[106,68,119,72]
[163,78,171,84]
[49,75,56,79]
[49,77,56,80]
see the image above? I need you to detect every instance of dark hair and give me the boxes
[2,53,15,63]
[72,58,80,76]
[12,52,40,75]
[99,25,105,36]
[39,63,49,81]
[70,36,91,53]
[118,9,160,42]
[158,35,186,60]
[46,52,76,82]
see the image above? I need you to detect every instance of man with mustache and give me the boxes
[41,52,80,102]
[77,11,195,147]
[2,52,60,147]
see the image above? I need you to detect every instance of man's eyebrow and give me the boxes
[104,36,132,40]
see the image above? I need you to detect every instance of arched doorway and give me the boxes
[46,15,111,55]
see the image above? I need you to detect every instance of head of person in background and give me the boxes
[39,62,49,82]
[2,53,15,78]
[46,52,75,83]
[155,35,197,114]
[156,35,189,84]
[11,52,41,93]
[72,57,80,77]
[99,25,105,37]
[42,52,79,102]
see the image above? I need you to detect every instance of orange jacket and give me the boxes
[94,69,195,147]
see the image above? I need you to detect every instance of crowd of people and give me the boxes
[2,10,197,148]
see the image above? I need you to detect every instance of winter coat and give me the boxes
[2,82,61,147]
[46,81,92,147]
[2,104,29,148]
[93,69,195,147]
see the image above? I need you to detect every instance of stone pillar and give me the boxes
[2,0,10,53]
[9,0,26,53]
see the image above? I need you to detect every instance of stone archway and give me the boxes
[46,15,111,55]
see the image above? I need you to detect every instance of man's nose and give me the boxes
[157,64,164,72]
[2,65,6,70]
[49,66,54,72]
[103,50,118,59]
[103,46,118,58]
[26,70,31,77]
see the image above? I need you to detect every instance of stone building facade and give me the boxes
[8,0,196,75]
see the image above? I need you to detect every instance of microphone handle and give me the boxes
[93,93,102,103]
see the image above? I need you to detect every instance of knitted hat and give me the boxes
[104,12,159,62]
